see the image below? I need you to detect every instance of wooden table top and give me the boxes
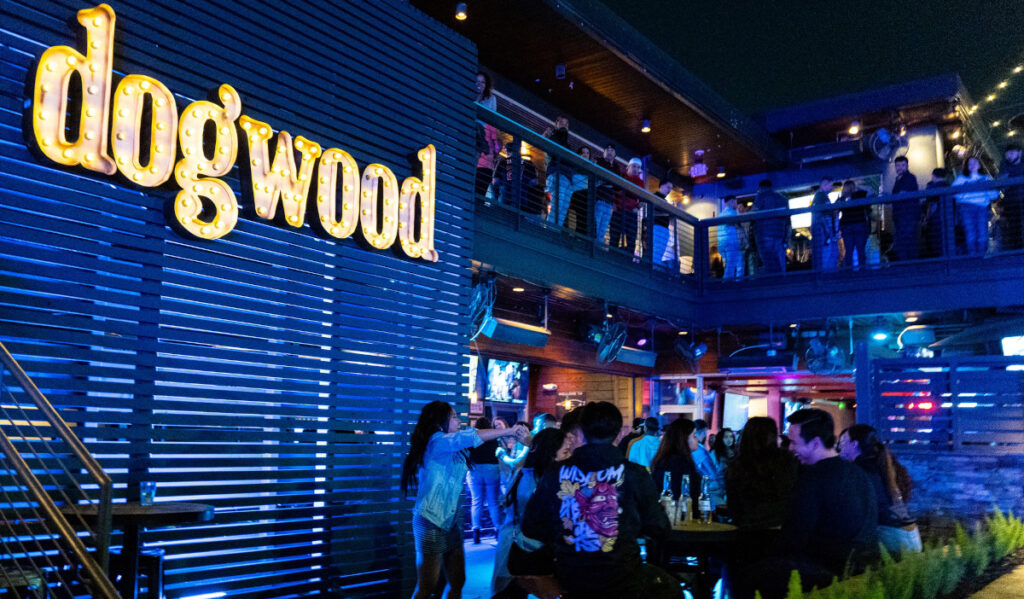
[670,520,739,543]
[61,502,214,527]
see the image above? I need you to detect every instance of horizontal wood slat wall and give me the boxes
[1,1,477,596]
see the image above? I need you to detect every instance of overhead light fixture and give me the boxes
[689,150,707,178]
[872,331,889,342]
[998,80,1009,89]
[678,331,688,336]
[512,287,525,292]
[993,121,1002,127]
[1010,131,1019,138]
[1015,66,1023,74]
[848,121,860,136]
[641,119,651,133]
[455,2,467,20]
[986,94,997,102]
[716,166,726,178]
[789,323,797,328]
[605,313,613,319]
[950,129,961,139]
[681,194,691,205]
[636,338,648,347]
[905,315,919,323]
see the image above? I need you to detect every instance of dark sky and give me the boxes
[601,0,1024,123]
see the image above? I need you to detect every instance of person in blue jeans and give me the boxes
[401,402,526,599]
[467,416,505,543]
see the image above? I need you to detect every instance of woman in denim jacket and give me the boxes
[401,401,526,599]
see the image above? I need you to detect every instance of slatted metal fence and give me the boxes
[1,1,478,596]
[872,356,1024,454]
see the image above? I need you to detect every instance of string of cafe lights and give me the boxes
[967,54,1024,139]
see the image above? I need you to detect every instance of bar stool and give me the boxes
[110,547,165,599]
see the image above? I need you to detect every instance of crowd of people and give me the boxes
[474,73,684,268]
[714,144,1024,278]
[402,400,919,599]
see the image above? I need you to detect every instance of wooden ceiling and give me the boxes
[413,0,776,179]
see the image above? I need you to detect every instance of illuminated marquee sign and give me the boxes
[29,4,438,261]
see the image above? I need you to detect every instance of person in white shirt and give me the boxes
[626,417,661,470]
[953,156,1000,255]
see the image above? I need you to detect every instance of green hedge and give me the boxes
[764,508,1024,599]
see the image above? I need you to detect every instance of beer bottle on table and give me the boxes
[699,477,712,524]
[660,473,677,525]
[679,474,692,523]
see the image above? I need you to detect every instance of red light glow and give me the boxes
[917,401,934,410]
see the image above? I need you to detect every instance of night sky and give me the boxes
[601,0,1024,125]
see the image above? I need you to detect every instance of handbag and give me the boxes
[887,494,916,527]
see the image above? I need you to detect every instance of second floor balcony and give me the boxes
[475,102,1024,327]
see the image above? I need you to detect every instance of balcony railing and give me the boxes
[696,175,1024,286]
[475,102,1024,294]
[475,105,700,277]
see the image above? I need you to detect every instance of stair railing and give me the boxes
[0,341,119,598]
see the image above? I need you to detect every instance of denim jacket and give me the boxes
[414,429,482,529]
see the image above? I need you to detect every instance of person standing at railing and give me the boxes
[753,180,789,273]
[839,181,871,268]
[612,158,644,254]
[922,168,951,258]
[810,178,838,271]
[889,156,921,262]
[953,156,1000,256]
[718,196,743,277]
[999,143,1024,251]
[594,145,620,244]
[653,174,682,269]
[543,116,588,228]
[475,73,502,202]
[491,142,540,209]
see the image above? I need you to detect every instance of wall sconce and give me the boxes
[848,121,861,136]
[641,119,651,133]
[455,2,467,20]
[716,166,726,178]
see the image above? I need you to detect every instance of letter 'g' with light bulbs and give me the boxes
[30,4,439,262]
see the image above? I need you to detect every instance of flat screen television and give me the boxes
[486,359,528,403]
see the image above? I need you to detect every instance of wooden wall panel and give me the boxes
[0,1,476,597]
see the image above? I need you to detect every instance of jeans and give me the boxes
[653,224,672,266]
[958,202,989,255]
[842,223,869,268]
[891,205,920,261]
[594,200,613,244]
[720,235,742,277]
[546,173,587,226]
[878,525,922,555]
[755,235,785,273]
[467,464,503,532]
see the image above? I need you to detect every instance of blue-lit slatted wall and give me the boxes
[0,1,476,597]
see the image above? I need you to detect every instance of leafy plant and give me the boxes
[781,509,1024,599]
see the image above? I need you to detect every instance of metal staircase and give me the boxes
[0,342,119,598]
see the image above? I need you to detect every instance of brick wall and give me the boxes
[901,453,1024,522]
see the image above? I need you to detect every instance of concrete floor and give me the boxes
[463,536,500,599]
[968,563,1024,599]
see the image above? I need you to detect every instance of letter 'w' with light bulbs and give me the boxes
[30,3,439,262]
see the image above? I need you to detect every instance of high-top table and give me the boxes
[668,520,738,599]
[62,502,214,599]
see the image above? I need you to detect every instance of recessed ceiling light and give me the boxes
[512,287,525,292]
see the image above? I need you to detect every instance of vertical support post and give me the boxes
[695,222,709,295]
[855,340,872,425]
[511,134,522,231]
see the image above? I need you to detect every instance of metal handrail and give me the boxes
[476,104,700,225]
[0,341,115,588]
[700,174,1024,226]
[0,432,120,599]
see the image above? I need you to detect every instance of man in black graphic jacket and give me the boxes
[522,401,679,598]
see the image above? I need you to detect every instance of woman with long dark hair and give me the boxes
[839,424,921,554]
[650,419,701,507]
[726,417,798,531]
[492,428,571,599]
[711,427,737,472]
[401,401,525,599]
